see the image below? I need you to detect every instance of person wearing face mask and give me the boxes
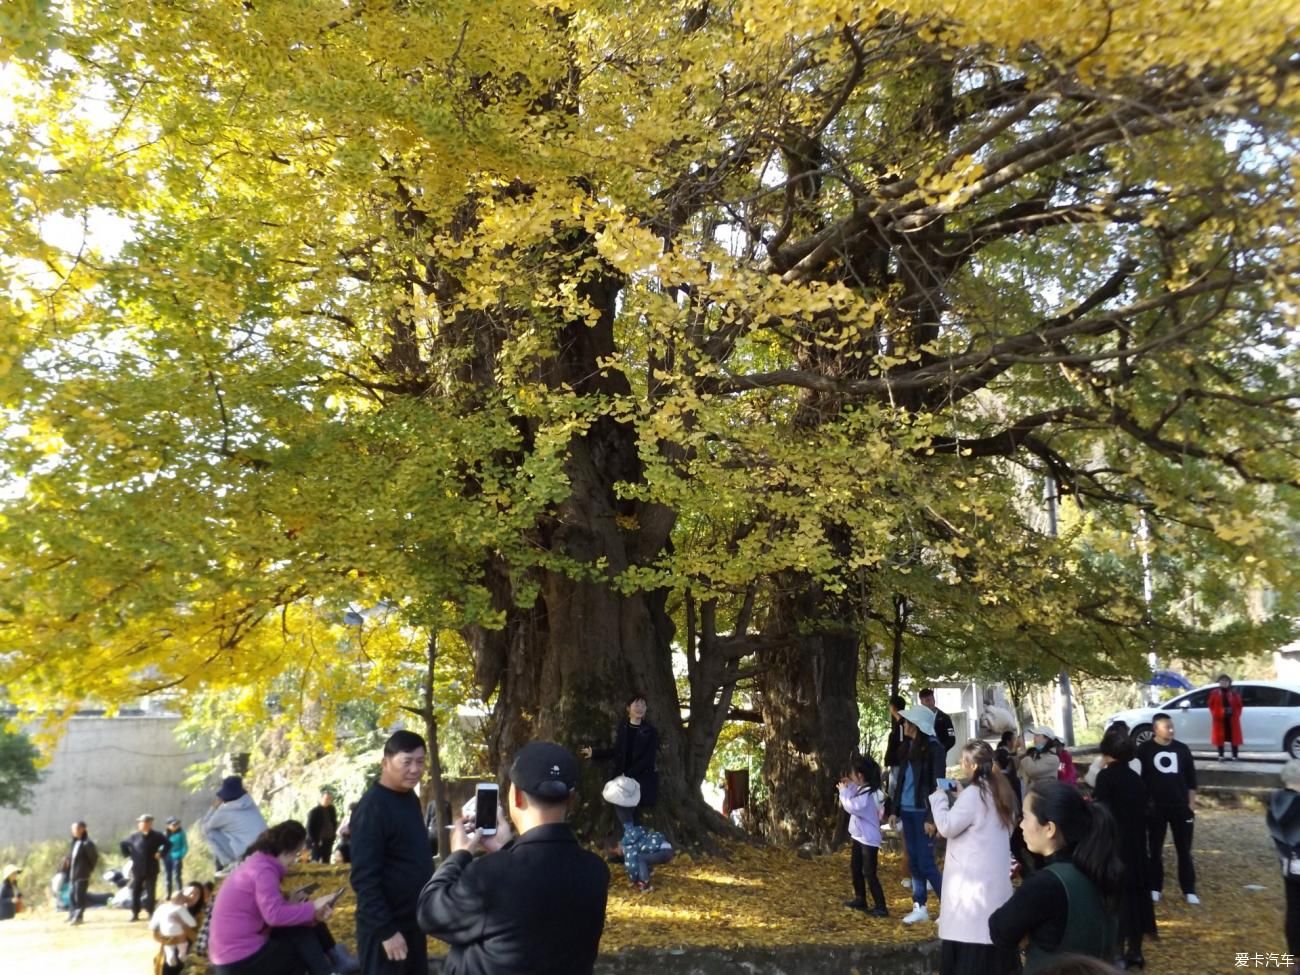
[988,782,1122,973]
[580,693,659,827]
[1019,727,1064,795]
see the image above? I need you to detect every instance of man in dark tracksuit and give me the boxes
[307,791,340,864]
[418,741,610,975]
[1138,712,1199,904]
[65,821,98,924]
[120,814,168,921]
[351,731,435,975]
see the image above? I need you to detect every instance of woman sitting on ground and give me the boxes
[207,820,343,975]
[988,781,1123,973]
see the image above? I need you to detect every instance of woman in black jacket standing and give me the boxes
[1092,728,1156,969]
[988,781,1123,973]
[583,693,659,825]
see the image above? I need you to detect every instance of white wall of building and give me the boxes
[0,714,216,848]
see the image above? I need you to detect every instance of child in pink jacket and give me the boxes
[838,754,888,917]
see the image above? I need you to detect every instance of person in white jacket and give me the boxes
[200,776,268,870]
[928,740,1021,975]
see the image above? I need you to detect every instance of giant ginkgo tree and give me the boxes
[1,1,1297,841]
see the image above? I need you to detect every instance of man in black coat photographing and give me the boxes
[418,741,610,975]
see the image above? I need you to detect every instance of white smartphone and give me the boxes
[936,778,957,791]
[475,783,499,835]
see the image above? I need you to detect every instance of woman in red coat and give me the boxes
[1209,673,1244,761]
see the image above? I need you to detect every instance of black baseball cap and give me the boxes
[508,741,579,800]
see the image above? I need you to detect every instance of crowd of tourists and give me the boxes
[4,677,1294,975]
[858,688,1206,972]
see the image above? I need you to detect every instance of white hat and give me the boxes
[601,775,641,808]
[899,706,936,738]
[1029,725,1061,742]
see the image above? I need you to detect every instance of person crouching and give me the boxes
[603,775,675,892]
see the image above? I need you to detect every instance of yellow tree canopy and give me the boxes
[0,0,1296,751]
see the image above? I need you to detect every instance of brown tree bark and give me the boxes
[755,580,861,848]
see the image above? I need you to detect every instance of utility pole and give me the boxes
[1138,511,1159,706]
[1045,476,1075,747]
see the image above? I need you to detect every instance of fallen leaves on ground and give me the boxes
[185,799,1285,973]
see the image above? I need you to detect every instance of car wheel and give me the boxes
[1285,729,1300,760]
[1131,724,1154,747]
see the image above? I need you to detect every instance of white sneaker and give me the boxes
[1151,890,1161,902]
[1186,893,1201,905]
[901,902,930,925]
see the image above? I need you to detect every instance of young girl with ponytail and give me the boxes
[929,740,1021,975]
[837,754,888,917]
[989,781,1123,973]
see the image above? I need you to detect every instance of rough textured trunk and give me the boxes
[468,422,724,845]
[756,581,860,848]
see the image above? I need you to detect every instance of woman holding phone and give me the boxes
[207,820,355,975]
[929,740,1020,975]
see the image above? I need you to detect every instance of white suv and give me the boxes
[1105,680,1300,758]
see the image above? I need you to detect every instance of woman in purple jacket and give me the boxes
[207,821,340,975]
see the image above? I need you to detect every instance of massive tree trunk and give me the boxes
[468,399,724,844]
[756,580,860,848]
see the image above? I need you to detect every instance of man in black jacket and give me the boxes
[1137,712,1200,905]
[307,790,340,863]
[351,730,435,975]
[120,814,168,921]
[918,688,957,755]
[418,741,610,975]
[64,821,98,925]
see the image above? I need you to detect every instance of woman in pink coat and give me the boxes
[929,740,1021,975]
[208,820,340,975]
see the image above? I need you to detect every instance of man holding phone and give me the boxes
[417,741,610,974]
[351,730,435,975]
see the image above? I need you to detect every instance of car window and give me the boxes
[1175,689,1211,708]
[1240,685,1290,707]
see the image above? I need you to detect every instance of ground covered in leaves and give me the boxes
[4,799,1282,974]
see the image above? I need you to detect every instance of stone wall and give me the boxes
[427,943,942,974]
[0,714,216,848]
